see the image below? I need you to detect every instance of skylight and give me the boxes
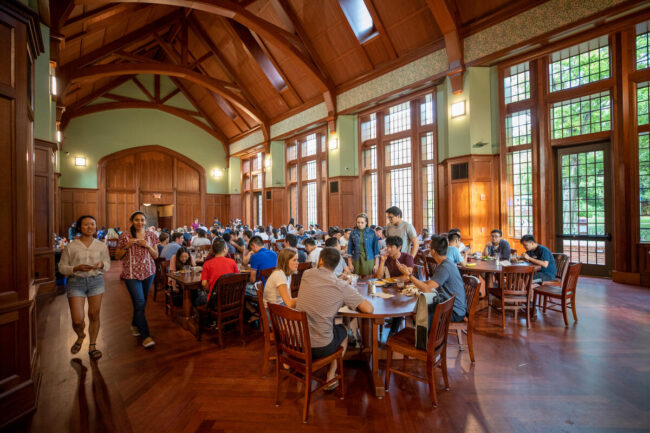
[338,0,376,43]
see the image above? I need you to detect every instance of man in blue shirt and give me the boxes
[520,234,556,283]
[446,232,465,265]
[243,236,277,296]
[160,232,184,260]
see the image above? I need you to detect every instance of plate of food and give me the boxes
[373,280,387,286]
[384,277,398,283]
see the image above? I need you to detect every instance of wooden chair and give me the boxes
[290,262,312,297]
[533,262,581,326]
[256,286,276,376]
[414,253,427,277]
[424,255,439,279]
[487,265,535,329]
[106,239,118,259]
[195,273,248,347]
[157,260,174,316]
[448,275,481,363]
[542,253,570,287]
[413,264,425,281]
[385,295,456,407]
[267,303,344,423]
[153,257,165,301]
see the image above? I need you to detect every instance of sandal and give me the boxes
[70,334,86,354]
[88,343,102,360]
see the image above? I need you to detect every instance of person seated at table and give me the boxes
[324,237,351,277]
[169,247,196,291]
[181,229,192,247]
[229,230,245,255]
[296,247,374,389]
[284,233,307,263]
[157,232,169,256]
[449,228,467,254]
[483,229,511,260]
[264,248,298,309]
[375,236,414,280]
[160,232,184,260]
[374,225,387,250]
[191,229,211,247]
[221,232,237,257]
[243,236,277,297]
[348,214,380,277]
[304,238,322,266]
[340,228,351,250]
[296,225,308,244]
[447,232,466,265]
[520,234,556,283]
[398,235,467,323]
[198,238,239,306]
[256,225,269,241]
[418,228,431,244]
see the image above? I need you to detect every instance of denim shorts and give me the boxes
[67,275,105,298]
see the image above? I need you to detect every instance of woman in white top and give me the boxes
[59,215,111,360]
[191,229,211,247]
[263,248,298,308]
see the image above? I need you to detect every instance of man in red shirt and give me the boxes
[198,238,239,305]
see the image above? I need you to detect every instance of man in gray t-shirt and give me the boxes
[385,206,419,257]
[296,248,373,384]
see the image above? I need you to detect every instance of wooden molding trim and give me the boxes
[612,271,641,286]
[34,138,58,151]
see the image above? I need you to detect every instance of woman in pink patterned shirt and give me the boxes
[116,211,159,348]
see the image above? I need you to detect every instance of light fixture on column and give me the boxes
[211,168,223,178]
[264,154,272,168]
[451,100,466,118]
[50,61,57,96]
[328,132,339,150]
[74,156,86,167]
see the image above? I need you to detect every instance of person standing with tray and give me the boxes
[59,215,111,360]
[115,211,159,349]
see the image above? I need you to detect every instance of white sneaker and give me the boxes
[130,326,140,337]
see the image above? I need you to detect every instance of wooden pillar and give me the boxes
[33,139,56,295]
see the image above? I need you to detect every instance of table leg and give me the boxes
[182,287,192,319]
[370,318,385,398]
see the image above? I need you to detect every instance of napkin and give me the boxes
[373,292,395,299]
[499,260,512,266]
[338,306,356,314]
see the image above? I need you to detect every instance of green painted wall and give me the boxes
[328,115,358,177]
[61,109,229,193]
[229,157,241,194]
[266,140,285,188]
[34,24,55,143]
[437,67,498,161]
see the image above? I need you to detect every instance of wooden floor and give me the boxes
[5,263,650,433]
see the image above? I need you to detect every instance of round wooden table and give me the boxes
[337,280,417,398]
[458,259,541,286]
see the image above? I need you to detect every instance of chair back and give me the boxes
[501,266,535,298]
[209,273,248,316]
[562,262,581,297]
[159,259,170,284]
[197,245,211,253]
[462,275,481,319]
[552,253,570,281]
[413,264,425,281]
[427,294,456,356]
[257,286,271,336]
[414,253,426,276]
[258,267,275,289]
[424,256,438,279]
[290,262,312,296]
[268,303,311,364]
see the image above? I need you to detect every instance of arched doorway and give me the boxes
[97,145,206,231]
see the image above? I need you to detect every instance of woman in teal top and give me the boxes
[347,213,381,276]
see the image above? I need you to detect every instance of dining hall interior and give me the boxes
[2,0,650,431]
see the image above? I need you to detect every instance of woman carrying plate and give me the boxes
[347,213,380,276]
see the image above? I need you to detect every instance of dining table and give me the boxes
[337,279,418,398]
[458,258,541,280]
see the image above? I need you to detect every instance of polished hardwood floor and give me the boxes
[5,263,650,433]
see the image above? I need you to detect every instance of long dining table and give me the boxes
[337,279,418,398]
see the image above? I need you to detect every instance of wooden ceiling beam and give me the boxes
[159,87,181,104]
[131,76,155,102]
[63,101,226,143]
[363,0,397,60]
[114,49,163,63]
[170,76,231,155]
[54,0,75,32]
[425,0,464,93]
[61,3,142,30]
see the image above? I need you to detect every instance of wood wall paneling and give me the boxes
[60,188,99,235]
[33,140,56,294]
[229,194,242,222]
[327,177,360,229]
[0,2,42,427]
[263,187,285,227]
[139,151,173,192]
[204,194,231,227]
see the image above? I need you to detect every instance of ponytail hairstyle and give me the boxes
[129,211,147,238]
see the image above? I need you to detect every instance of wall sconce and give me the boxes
[74,156,86,167]
[451,100,466,118]
[328,133,339,150]
[143,203,151,207]
[264,154,272,168]
[56,130,62,142]
[211,168,223,178]
[51,75,57,96]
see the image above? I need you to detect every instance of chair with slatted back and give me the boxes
[153,257,166,301]
[268,303,344,423]
[256,286,276,376]
[533,262,581,326]
[290,262,312,297]
[448,275,481,363]
[196,273,248,347]
[157,260,173,316]
[542,253,570,287]
[385,295,456,407]
[413,264,425,281]
[425,255,439,280]
[487,265,536,328]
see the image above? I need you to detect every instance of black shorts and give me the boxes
[312,324,347,359]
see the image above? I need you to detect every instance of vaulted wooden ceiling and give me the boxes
[52,0,548,154]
